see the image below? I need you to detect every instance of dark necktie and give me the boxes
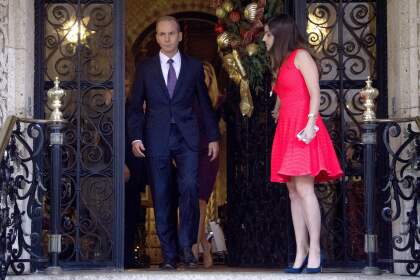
[167,58,177,98]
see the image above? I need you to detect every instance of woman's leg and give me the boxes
[198,199,213,268]
[287,181,309,268]
[192,199,213,268]
[293,176,321,268]
[198,199,207,241]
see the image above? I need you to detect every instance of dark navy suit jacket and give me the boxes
[127,53,220,156]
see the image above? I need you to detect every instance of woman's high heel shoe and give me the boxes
[304,251,324,274]
[191,243,199,261]
[304,266,322,274]
[284,255,308,274]
[202,240,213,268]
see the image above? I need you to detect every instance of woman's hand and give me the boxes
[272,96,280,123]
[301,122,317,144]
[271,108,279,122]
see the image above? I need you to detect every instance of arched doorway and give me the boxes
[126,11,227,266]
[31,0,389,272]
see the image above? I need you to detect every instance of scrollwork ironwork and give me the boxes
[304,0,384,267]
[381,121,420,276]
[225,0,385,268]
[43,1,116,265]
[0,119,48,280]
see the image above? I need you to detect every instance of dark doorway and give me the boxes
[127,12,224,266]
[132,12,220,68]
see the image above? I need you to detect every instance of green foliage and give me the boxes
[216,0,283,93]
[265,0,283,20]
[242,38,269,93]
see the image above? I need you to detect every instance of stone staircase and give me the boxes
[8,267,417,280]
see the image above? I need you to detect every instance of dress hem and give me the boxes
[270,168,343,184]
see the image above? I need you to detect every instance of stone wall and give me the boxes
[388,0,420,118]
[0,1,35,273]
[0,0,34,126]
[0,0,9,124]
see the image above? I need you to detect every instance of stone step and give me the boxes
[9,267,418,280]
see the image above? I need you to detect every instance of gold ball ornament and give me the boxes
[217,32,232,49]
[244,2,258,22]
[222,1,234,13]
[246,43,259,56]
[216,7,227,18]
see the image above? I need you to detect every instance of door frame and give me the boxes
[113,0,125,270]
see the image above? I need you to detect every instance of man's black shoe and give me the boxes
[159,262,176,270]
[182,261,198,269]
[181,248,198,269]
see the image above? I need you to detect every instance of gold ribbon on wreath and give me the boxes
[221,49,254,117]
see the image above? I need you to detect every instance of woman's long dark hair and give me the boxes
[266,14,316,72]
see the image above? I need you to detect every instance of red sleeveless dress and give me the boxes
[271,49,343,183]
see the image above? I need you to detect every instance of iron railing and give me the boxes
[0,79,66,280]
[0,116,48,280]
[359,80,420,276]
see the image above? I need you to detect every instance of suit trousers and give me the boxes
[147,124,199,263]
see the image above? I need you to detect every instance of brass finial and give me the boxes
[360,76,379,122]
[47,77,66,121]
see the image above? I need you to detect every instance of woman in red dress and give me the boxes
[263,15,343,273]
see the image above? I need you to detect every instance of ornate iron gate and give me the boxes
[26,0,416,273]
[225,0,388,268]
[34,0,125,268]
[305,0,389,268]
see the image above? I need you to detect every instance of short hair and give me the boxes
[155,16,181,32]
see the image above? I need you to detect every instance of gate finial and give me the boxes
[360,76,379,122]
[47,77,66,122]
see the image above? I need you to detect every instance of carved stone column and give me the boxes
[0,0,9,125]
[0,1,35,275]
[0,0,34,126]
[388,0,420,118]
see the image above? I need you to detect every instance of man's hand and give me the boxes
[208,141,219,162]
[132,140,146,158]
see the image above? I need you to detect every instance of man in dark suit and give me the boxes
[127,16,220,270]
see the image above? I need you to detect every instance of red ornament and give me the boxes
[214,23,225,34]
[239,27,247,38]
[229,10,241,22]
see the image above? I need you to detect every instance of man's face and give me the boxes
[156,20,182,56]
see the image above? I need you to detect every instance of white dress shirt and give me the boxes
[159,51,181,85]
